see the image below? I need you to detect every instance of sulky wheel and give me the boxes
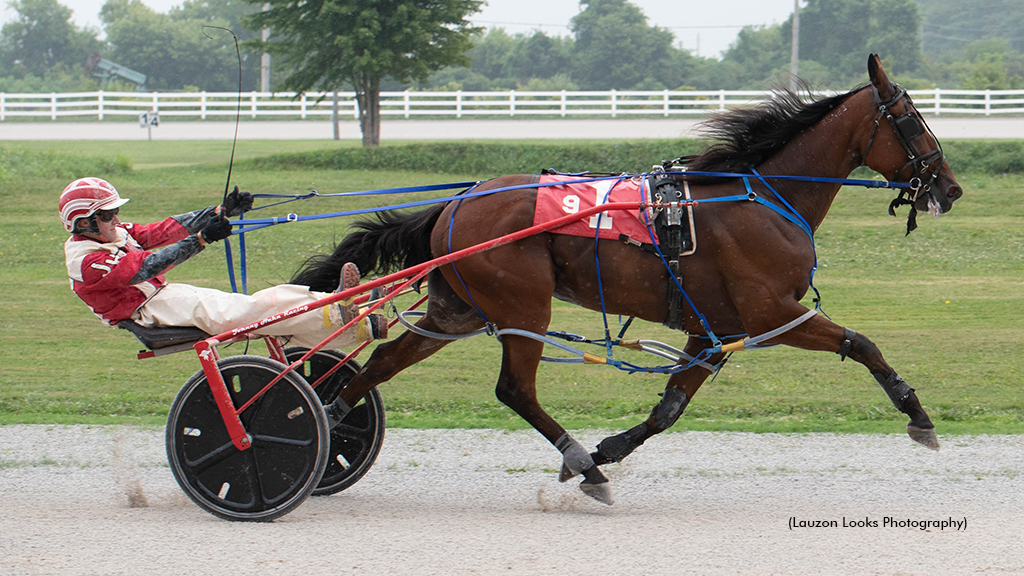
[284,347,385,496]
[166,355,329,522]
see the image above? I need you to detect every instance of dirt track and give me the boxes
[1,425,1023,575]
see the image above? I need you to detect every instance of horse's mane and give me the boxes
[685,83,871,173]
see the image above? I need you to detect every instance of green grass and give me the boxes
[1,139,1022,436]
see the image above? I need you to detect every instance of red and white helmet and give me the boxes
[58,177,130,233]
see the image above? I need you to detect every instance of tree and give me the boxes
[248,0,482,147]
[918,0,1024,57]
[505,32,573,83]
[948,39,1024,90]
[101,0,251,90]
[867,0,921,74]
[468,29,516,80]
[722,25,789,86]
[171,0,264,89]
[798,0,871,81]
[570,0,675,90]
[172,0,261,42]
[1,0,101,77]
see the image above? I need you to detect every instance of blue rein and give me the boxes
[221,169,893,369]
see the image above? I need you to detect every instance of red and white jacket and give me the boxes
[65,219,190,325]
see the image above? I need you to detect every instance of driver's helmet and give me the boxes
[58,177,130,233]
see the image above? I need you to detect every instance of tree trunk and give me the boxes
[356,73,381,147]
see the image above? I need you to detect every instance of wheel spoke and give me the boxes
[332,422,373,440]
[244,448,265,508]
[251,434,315,448]
[182,439,236,473]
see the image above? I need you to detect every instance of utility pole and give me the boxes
[260,2,271,93]
[790,0,800,91]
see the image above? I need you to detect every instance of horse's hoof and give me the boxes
[579,480,614,505]
[907,424,940,451]
[558,463,577,483]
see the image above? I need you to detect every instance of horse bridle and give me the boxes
[861,84,946,233]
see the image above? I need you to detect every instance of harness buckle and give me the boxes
[666,202,683,226]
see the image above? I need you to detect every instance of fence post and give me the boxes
[332,91,339,140]
[510,90,515,117]
[251,92,258,118]
[611,89,617,118]
[98,91,104,120]
[456,90,462,118]
[152,92,159,114]
[560,90,566,117]
[404,90,410,119]
[934,87,941,115]
[300,93,307,119]
[663,89,670,117]
[51,93,57,120]
[201,92,207,120]
[985,89,991,116]
[719,89,726,110]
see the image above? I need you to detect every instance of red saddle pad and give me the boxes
[532,175,658,243]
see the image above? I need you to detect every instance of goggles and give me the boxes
[95,208,120,223]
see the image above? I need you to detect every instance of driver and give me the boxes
[60,177,386,348]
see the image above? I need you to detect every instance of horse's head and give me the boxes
[861,54,963,220]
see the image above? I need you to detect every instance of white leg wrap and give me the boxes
[555,433,594,475]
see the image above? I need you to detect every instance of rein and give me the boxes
[232,170,912,231]
[219,149,931,372]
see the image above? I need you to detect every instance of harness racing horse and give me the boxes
[293,55,963,505]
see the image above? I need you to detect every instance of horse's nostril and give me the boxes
[948,186,963,199]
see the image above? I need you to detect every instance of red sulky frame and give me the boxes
[192,201,649,451]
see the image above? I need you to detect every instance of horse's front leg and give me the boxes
[585,337,729,469]
[754,307,939,450]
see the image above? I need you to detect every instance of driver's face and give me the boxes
[94,211,121,243]
[78,211,121,243]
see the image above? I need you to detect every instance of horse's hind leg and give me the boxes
[750,308,939,450]
[327,270,486,420]
[494,333,615,505]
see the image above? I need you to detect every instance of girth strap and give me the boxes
[647,175,695,331]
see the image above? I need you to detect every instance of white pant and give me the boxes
[136,283,361,349]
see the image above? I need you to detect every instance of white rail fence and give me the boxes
[2,88,1023,121]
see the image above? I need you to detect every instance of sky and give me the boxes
[4,0,799,59]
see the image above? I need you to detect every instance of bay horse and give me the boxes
[292,55,962,504]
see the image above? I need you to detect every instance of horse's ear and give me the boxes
[868,54,894,99]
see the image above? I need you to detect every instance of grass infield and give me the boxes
[1,139,1021,436]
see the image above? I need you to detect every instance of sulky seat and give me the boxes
[117,320,210,357]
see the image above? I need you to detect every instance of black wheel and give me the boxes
[285,347,386,496]
[166,355,329,522]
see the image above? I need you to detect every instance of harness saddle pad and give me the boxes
[532,175,659,244]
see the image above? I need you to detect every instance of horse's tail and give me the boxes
[291,203,446,292]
